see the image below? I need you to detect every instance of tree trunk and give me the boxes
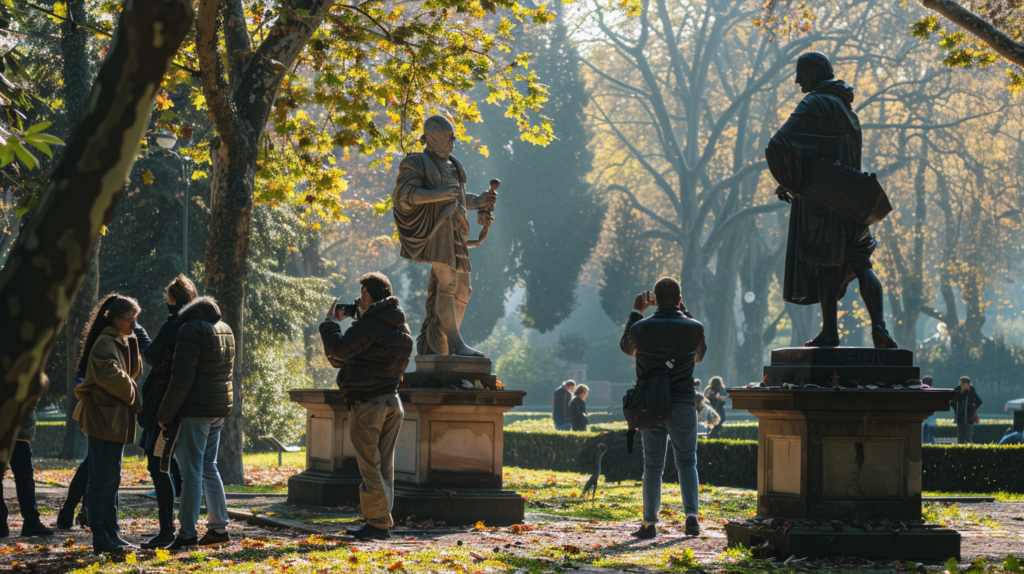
[195,0,334,484]
[204,141,255,485]
[57,0,97,461]
[0,0,193,465]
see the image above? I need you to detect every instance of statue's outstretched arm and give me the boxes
[410,184,460,205]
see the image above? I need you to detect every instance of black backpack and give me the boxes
[622,358,675,453]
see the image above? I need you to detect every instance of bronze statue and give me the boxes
[393,116,498,356]
[766,52,898,349]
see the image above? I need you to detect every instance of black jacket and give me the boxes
[319,296,414,400]
[552,386,572,426]
[621,305,707,408]
[139,308,183,450]
[141,309,183,399]
[157,297,236,424]
[569,396,587,431]
[951,386,983,426]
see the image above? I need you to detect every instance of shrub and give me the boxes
[579,432,758,487]
[918,337,1024,410]
[493,335,561,402]
[555,331,589,363]
[508,429,1024,493]
[243,339,309,451]
[933,422,1017,444]
[504,430,595,473]
[32,421,67,457]
[922,444,1024,492]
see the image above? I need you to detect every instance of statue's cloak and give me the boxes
[766,79,875,305]
[393,151,471,271]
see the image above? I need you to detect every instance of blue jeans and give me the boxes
[640,406,699,521]
[86,436,124,548]
[174,417,230,539]
[553,421,571,431]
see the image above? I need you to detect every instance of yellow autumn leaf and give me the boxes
[142,169,154,185]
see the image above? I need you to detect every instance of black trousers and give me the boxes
[0,441,40,523]
[65,452,182,514]
[146,452,176,510]
[86,436,124,547]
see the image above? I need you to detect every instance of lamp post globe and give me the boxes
[155,130,177,150]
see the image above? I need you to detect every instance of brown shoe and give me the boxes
[630,524,656,539]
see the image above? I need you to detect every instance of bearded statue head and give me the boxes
[795,52,834,93]
[421,115,456,159]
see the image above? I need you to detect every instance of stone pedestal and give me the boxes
[402,355,500,390]
[725,346,960,559]
[287,383,527,526]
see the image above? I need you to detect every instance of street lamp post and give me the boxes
[155,131,193,276]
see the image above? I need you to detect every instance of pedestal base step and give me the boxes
[725,523,961,560]
[288,472,524,526]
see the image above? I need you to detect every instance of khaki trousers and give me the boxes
[350,394,404,528]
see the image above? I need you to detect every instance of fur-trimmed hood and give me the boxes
[178,296,222,324]
[360,296,406,327]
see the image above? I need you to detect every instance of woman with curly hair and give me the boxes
[72,294,144,553]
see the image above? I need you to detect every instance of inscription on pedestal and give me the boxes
[822,439,905,499]
[768,436,802,496]
[429,421,495,473]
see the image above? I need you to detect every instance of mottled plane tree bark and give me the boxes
[195,0,337,484]
[0,0,193,466]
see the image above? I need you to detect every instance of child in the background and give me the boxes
[695,393,721,436]
[569,384,589,432]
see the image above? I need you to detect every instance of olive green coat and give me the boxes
[73,327,142,444]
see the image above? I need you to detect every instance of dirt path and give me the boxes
[2,481,1022,572]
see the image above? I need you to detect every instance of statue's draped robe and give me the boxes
[766,79,876,305]
[393,151,471,354]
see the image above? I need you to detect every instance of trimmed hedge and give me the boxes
[504,430,595,472]
[505,429,1024,493]
[922,444,1024,492]
[504,411,620,426]
[932,422,1016,445]
[33,421,66,456]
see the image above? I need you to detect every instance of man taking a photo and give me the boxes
[621,277,707,539]
[320,272,414,540]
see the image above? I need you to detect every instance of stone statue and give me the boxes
[393,116,498,356]
[765,52,898,349]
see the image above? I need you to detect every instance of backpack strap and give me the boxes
[626,428,636,454]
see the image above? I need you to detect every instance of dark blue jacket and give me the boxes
[621,305,706,408]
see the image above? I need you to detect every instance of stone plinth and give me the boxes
[287,387,527,526]
[726,346,960,559]
[763,346,919,388]
[728,387,953,520]
[403,355,499,389]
